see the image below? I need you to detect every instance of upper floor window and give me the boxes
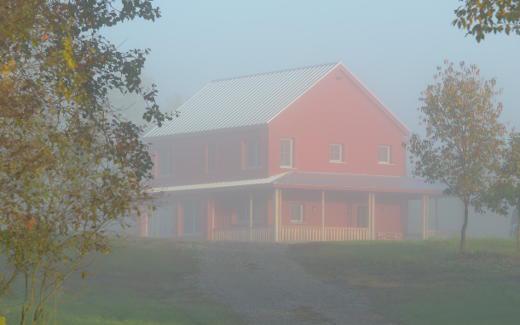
[289,203,304,223]
[329,144,344,163]
[280,138,294,168]
[378,145,391,164]
[242,139,261,169]
[206,143,217,174]
[158,148,173,176]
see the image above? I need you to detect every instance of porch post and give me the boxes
[249,193,254,241]
[211,199,215,240]
[421,194,430,240]
[206,199,215,240]
[176,202,184,238]
[434,197,439,237]
[274,189,281,242]
[321,191,326,241]
[368,192,376,240]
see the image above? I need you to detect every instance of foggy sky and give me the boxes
[105,0,520,132]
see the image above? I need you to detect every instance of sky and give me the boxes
[106,0,520,132]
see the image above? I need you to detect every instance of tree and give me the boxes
[453,0,520,42]
[481,133,520,250]
[409,61,506,252]
[0,1,169,323]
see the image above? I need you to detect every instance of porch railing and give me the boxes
[280,226,370,242]
[212,226,370,242]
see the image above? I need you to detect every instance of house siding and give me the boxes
[268,65,408,177]
[148,126,269,187]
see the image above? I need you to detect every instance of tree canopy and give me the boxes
[1,1,169,322]
[409,61,506,252]
[454,0,520,42]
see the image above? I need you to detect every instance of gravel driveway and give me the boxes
[195,242,390,325]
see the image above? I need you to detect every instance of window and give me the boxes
[289,203,304,223]
[357,206,369,228]
[378,145,391,164]
[280,138,294,168]
[329,144,344,163]
[158,148,172,176]
[206,143,217,174]
[243,140,261,169]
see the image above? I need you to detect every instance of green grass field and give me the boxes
[0,239,242,325]
[2,238,520,324]
[290,239,520,325]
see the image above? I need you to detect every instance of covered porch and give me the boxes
[142,172,442,242]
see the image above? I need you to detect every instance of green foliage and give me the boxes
[453,0,520,42]
[481,133,520,248]
[409,61,506,251]
[0,1,170,323]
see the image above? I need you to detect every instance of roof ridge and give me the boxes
[210,62,338,83]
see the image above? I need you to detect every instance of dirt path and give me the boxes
[195,242,389,325]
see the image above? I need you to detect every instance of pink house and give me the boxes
[143,62,441,241]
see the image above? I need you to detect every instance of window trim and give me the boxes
[280,138,294,169]
[329,143,344,163]
[378,145,392,165]
[289,203,304,224]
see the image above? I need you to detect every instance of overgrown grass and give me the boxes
[0,238,242,325]
[290,239,520,325]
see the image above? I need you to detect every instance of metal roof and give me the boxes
[144,62,339,137]
[147,173,288,194]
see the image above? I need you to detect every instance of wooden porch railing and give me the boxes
[280,226,370,242]
[212,226,370,242]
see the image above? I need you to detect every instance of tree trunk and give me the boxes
[459,201,469,253]
[516,207,520,252]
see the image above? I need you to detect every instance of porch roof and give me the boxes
[148,171,443,195]
[273,172,444,195]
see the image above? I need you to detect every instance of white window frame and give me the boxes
[289,203,304,224]
[280,138,294,168]
[378,145,391,165]
[329,143,344,163]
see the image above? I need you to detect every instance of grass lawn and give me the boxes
[290,239,520,325]
[0,238,243,325]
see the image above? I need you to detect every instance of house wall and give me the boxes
[273,189,404,235]
[148,126,269,187]
[268,65,408,177]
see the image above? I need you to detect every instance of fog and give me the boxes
[3,1,520,324]
[105,0,520,131]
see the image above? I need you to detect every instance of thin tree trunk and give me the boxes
[516,207,520,252]
[20,273,29,325]
[459,201,469,253]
